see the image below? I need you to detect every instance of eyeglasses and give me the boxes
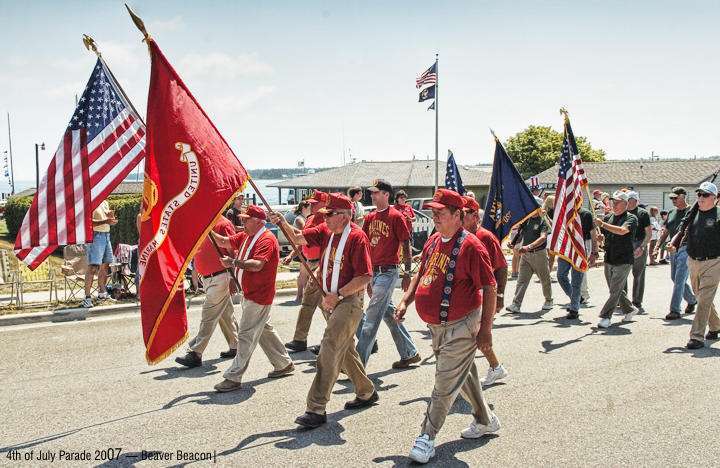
[325,211,345,217]
[697,192,714,198]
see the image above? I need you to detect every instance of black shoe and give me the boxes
[706,330,719,340]
[685,302,697,314]
[371,341,379,354]
[285,340,307,352]
[665,311,681,320]
[580,297,587,305]
[175,351,202,368]
[309,345,321,356]
[566,310,579,320]
[295,412,327,429]
[220,349,237,359]
[659,259,669,265]
[686,339,704,350]
[344,391,379,410]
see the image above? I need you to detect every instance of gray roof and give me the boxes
[269,160,494,189]
[11,181,143,199]
[537,159,720,186]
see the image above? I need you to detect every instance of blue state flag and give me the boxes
[445,150,466,195]
[481,139,541,243]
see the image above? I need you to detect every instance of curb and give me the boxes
[0,287,299,327]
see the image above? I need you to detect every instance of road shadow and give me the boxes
[399,395,494,416]
[493,319,550,330]
[590,324,633,335]
[139,358,229,381]
[651,316,694,327]
[540,330,597,354]
[548,316,593,329]
[663,345,720,358]
[373,434,498,467]
[278,299,302,306]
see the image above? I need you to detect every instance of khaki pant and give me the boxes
[223,296,293,383]
[187,273,238,357]
[687,257,720,342]
[512,249,553,306]
[293,263,322,341]
[421,307,493,439]
[599,263,634,319]
[306,292,375,414]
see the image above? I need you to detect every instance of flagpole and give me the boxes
[6,113,14,195]
[434,54,439,194]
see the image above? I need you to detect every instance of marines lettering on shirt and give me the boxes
[228,229,279,305]
[362,206,411,266]
[302,223,372,291]
[415,229,496,324]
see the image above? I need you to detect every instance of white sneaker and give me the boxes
[598,317,611,328]
[481,364,508,386]
[408,434,435,464]
[461,413,501,439]
[542,300,554,310]
[506,303,521,313]
[81,297,93,308]
[623,306,639,322]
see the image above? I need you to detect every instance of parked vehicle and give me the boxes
[406,197,433,217]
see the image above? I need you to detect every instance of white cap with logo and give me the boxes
[696,181,718,196]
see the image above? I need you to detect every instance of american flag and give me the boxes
[416,62,437,88]
[548,120,588,272]
[14,58,145,269]
[445,150,466,195]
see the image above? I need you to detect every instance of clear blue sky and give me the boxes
[1,0,718,187]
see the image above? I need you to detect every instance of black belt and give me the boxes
[373,265,397,273]
[203,269,227,279]
[306,258,320,263]
[526,246,546,254]
[691,255,719,261]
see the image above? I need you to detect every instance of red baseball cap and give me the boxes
[319,192,353,213]
[238,205,267,220]
[307,190,329,204]
[461,195,480,213]
[423,189,464,210]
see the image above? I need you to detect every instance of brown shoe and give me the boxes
[392,352,421,369]
[214,379,242,392]
[268,362,295,378]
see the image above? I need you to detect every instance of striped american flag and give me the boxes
[416,62,437,88]
[549,120,588,272]
[14,58,145,269]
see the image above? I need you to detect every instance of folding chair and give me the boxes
[61,244,95,302]
[111,243,137,296]
[14,260,58,308]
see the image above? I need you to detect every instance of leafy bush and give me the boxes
[4,194,142,247]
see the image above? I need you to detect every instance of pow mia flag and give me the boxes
[418,85,435,102]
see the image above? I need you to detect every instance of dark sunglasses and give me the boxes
[325,211,344,217]
[697,192,714,198]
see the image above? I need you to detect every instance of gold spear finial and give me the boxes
[559,107,570,122]
[82,34,101,57]
[489,127,498,142]
[125,3,152,45]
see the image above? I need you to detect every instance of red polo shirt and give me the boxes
[303,223,372,292]
[194,216,235,276]
[302,213,325,260]
[362,206,410,266]
[229,229,279,305]
[414,229,496,324]
[471,226,507,271]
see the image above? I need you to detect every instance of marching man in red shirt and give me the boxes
[462,195,509,386]
[394,189,500,464]
[270,193,377,429]
[212,205,295,392]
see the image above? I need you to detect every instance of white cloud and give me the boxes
[147,15,183,33]
[178,52,273,80]
[209,86,275,112]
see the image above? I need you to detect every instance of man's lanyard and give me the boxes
[235,227,266,282]
[420,230,467,323]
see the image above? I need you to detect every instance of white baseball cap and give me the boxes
[626,191,639,200]
[611,190,629,202]
[696,181,718,196]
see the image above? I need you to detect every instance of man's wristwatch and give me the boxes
[233,259,242,268]
[496,293,504,298]
[337,293,345,301]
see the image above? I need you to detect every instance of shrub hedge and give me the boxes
[4,194,142,247]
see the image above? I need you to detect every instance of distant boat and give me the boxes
[307,169,316,174]
[282,174,289,178]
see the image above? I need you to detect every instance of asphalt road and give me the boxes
[1,263,718,467]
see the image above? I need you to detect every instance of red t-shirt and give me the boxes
[362,206,411,266]
[229,229,279,305]
[302,213,325,260]
[194,216,235,276]
[303,223,372,292]
[394,203,414,233]
[414,229,496,324]
[471,226,507,271]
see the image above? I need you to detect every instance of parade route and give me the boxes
[1,263,718,467]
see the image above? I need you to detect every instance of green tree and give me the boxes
[504,125,606,177]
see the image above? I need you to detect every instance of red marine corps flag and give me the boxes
[138,38,248,364]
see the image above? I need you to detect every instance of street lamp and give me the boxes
[35,142,45,191]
